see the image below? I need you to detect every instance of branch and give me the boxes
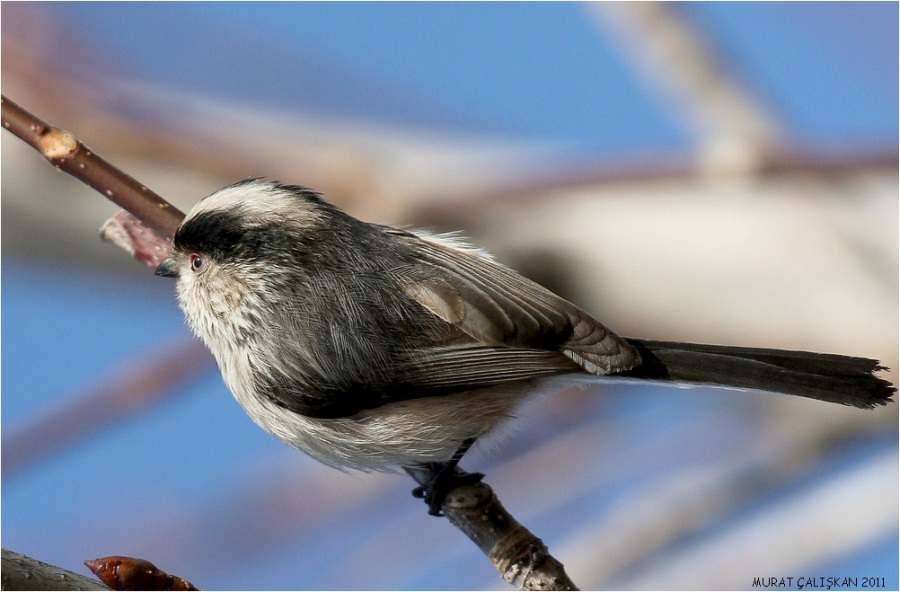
[2,95,579,590]
[0,549,198,592]
[1,95,182,241]
[405,467,577,590]
[2,337,214,477]
[1,548,110,591]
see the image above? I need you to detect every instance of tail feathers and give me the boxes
[622,338,896,409]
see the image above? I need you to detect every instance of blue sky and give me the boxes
[50,2,898,150]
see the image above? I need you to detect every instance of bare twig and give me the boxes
[1,95,183,239]
[1,548,110,591]
[409,144,899,227]
[405,467,578,590]
[0,549,198,592]
[1,337,214,477]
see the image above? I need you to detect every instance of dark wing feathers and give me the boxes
[264,347,582,419]
[274,227,640,419]
[395,347,582,390]
[394,230,641,375]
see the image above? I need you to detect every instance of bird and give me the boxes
[155,178,895,515]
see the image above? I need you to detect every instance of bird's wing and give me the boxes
[390,228,642,375]
[263,343,581,419]
[267,228,642,419]
[391,345,581,390]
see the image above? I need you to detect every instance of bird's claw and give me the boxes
[412,469,484,516]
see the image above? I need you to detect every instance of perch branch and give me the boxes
[405,466,577,590]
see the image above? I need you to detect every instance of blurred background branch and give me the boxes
[1,337,213,478]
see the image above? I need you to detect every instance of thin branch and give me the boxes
[2,337,214,477]
[408,144,899,227]
[405,467,578,590]
[0,549,198,592]
[1,549,110,591]
[1,95,183,239]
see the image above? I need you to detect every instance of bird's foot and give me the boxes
[408,437,480,516]
[411,465,484,516]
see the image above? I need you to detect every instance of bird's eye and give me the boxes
[189,253,205,272]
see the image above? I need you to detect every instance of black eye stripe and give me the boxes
[175,209,310,265]
[174,209,247,260]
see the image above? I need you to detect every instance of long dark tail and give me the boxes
[621,338,895,409]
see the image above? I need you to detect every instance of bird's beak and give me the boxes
[155,258,179,278]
